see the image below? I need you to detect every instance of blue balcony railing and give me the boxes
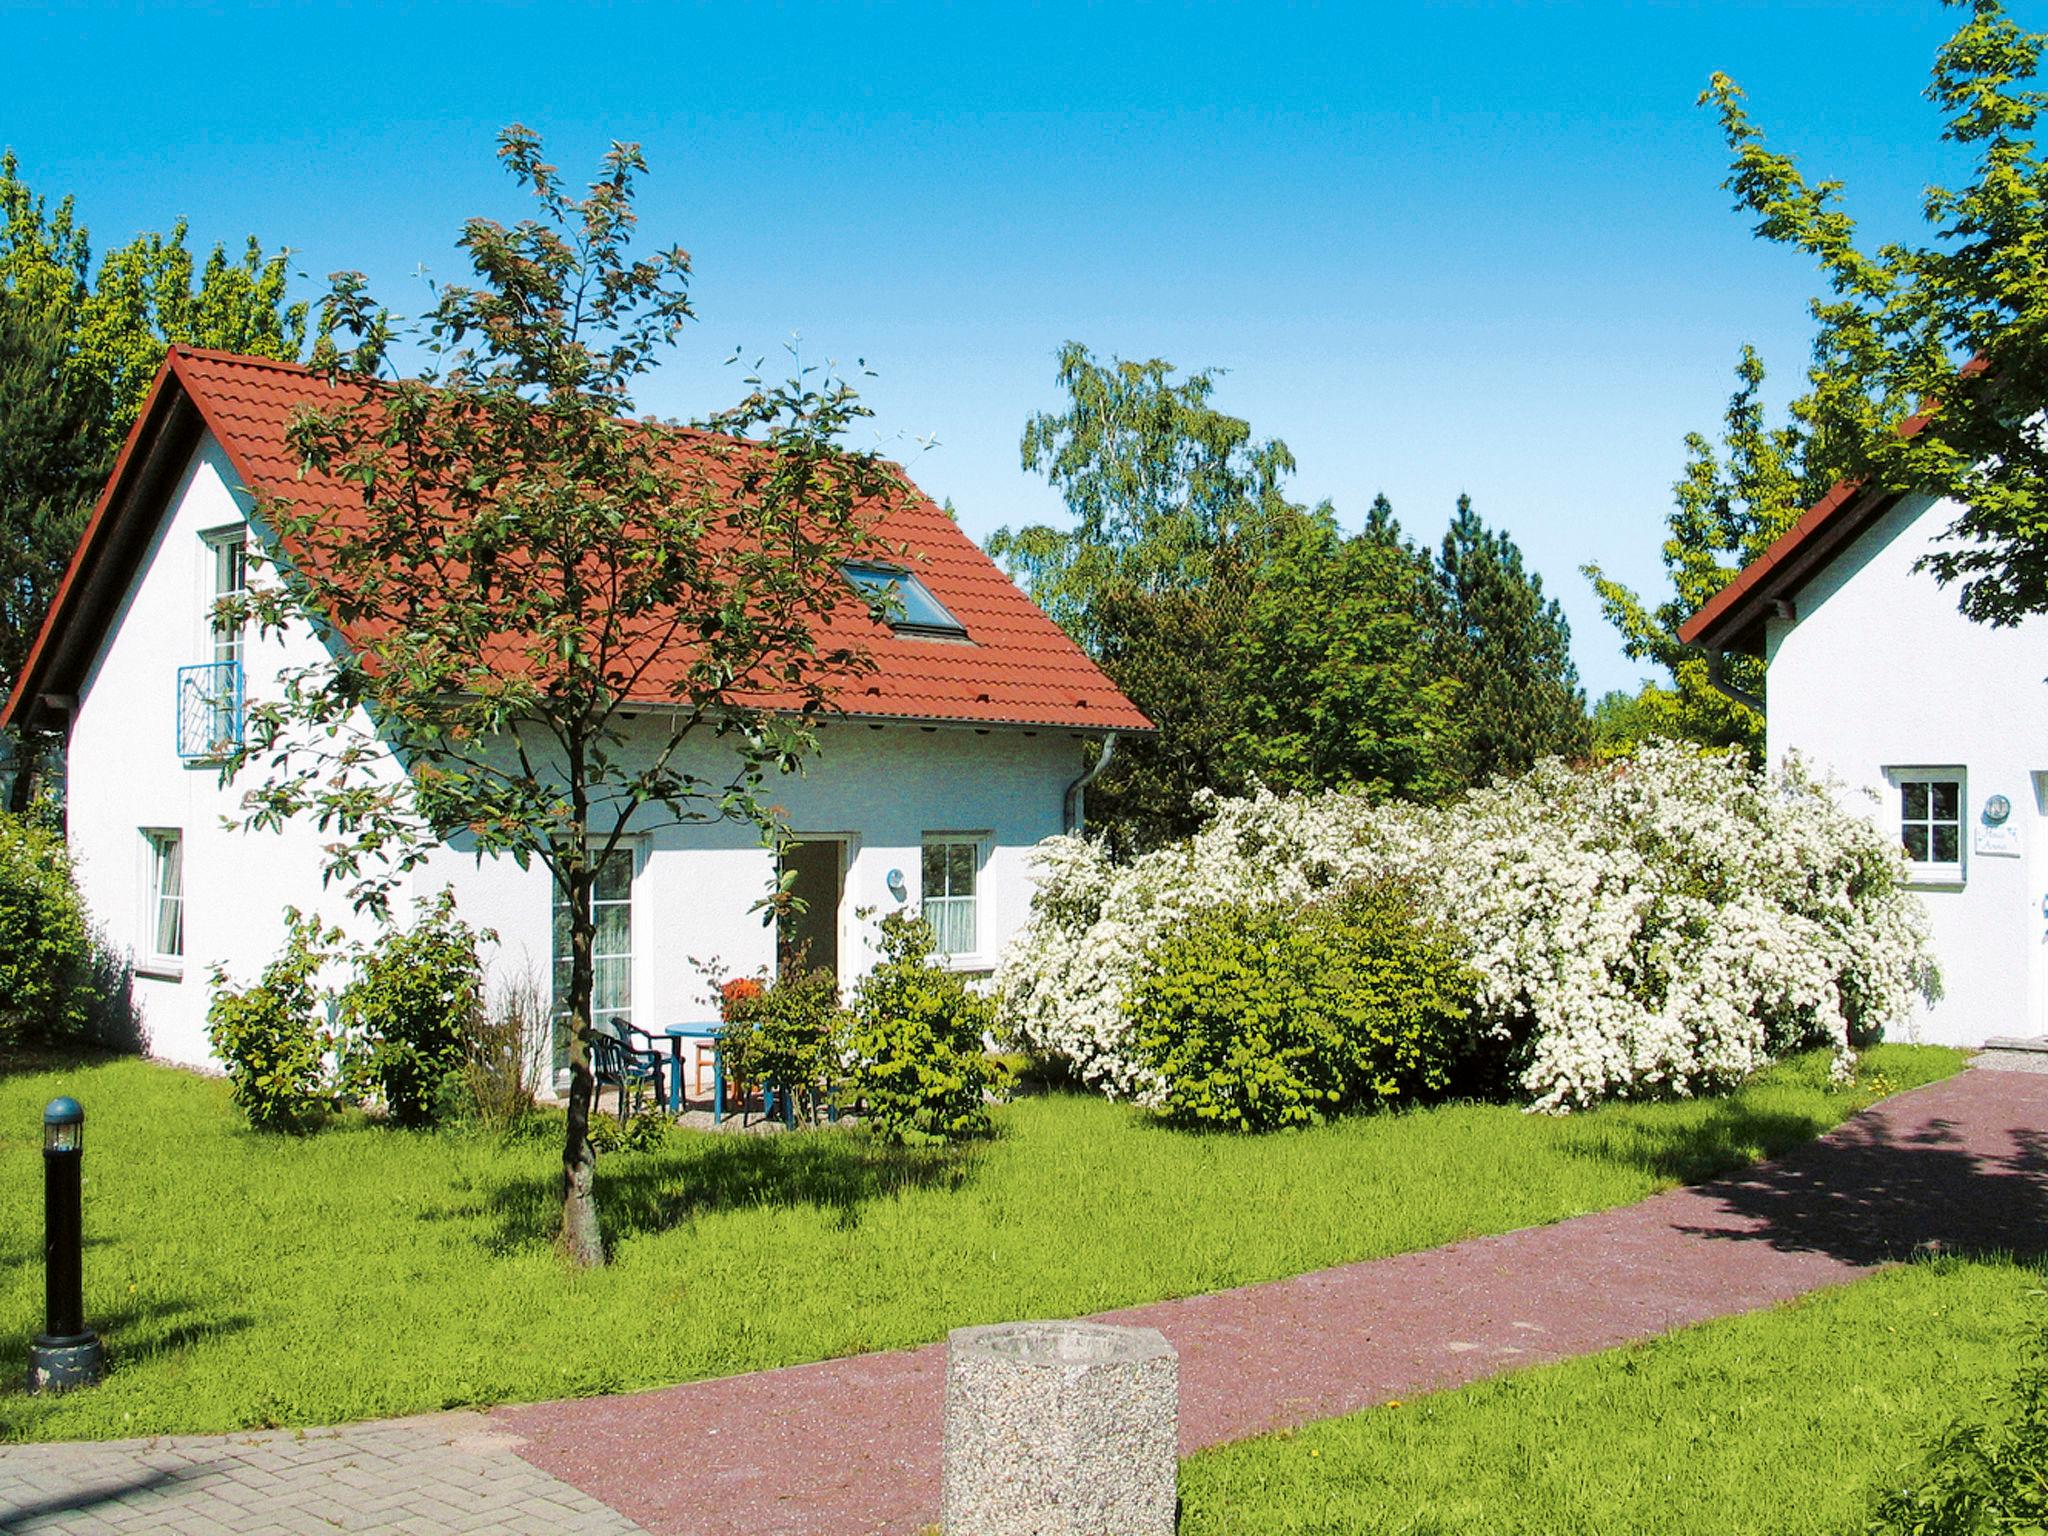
[176,661,244,761]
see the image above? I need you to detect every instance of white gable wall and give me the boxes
[65,431,1085,1070]
[66,434,407,1067]
[1763,490,2048,1046]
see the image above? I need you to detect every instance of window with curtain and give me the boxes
[204,529,247,667]
[142,829,183,967]
[921,836,983,958]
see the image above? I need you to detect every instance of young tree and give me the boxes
[1437,494,1589,781]
[231,129,908,1266]
[1584,347,1822,755]
[1701,0,2048,626]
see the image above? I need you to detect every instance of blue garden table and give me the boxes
[662,1023,727,1122]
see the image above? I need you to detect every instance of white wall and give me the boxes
[416,720,1079,1035]
[1764,491,2048,1046]
[65,432,1087,1069]
[66,436,405,1067]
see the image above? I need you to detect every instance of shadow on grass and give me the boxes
[1558,1101,1846,1186]
[0,1044,129,1082]
[451,1127,985,1256]
[0,1293,255,1435]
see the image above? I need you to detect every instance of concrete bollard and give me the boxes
[942,1320,1178,1536]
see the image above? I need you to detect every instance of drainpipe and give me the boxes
[1063,732,1118,835]
[1702,650,1764,715]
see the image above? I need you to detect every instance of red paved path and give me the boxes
[493,1067,2048,1536]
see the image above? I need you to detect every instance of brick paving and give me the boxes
[6,1061,2044,1536]
[496,1063,2048,1536]
[0,1412,643,1535]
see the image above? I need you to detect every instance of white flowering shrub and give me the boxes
[995,744,1938,1112]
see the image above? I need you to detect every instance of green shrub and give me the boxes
[0,811,92,1048]
[586,1110,670,1155]
[1128,884,1476,1132]
[207,910,354,1132]
[1866,1320,2048,1534]
[344,892,487,1128]
[845,913,1002,1146]
[719,963,845,1124]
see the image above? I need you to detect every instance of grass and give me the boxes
[0,1042,1963,1442]
[1181,1255,2048,1535]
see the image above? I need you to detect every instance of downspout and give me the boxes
[1063,732,1118,835]
[1702,649,1765,715]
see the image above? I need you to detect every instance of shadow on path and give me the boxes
[0,1466,187,1531]
[1670,1076,2048,1266]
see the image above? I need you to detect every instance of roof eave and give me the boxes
[1,354,203,732]
[1677,481,1906,657]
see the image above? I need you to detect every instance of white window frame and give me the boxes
[139,828,184,979]
[1886,767,1967,886]
[551,841,642,1082]
[920,832,990,969]
[200,526,248,668]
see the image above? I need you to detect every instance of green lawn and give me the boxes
[1181,1255,2047,1535]
[0,1043,1963,1442]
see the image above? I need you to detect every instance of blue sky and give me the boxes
[4,1,1987,697]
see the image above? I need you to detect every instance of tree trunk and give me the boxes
[560,873,605,1267]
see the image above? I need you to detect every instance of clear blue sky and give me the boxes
[4,1,1989,698]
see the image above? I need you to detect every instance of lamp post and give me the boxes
[28,1097,103,1393]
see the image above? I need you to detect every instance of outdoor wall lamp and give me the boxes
[28,1096,103,1393]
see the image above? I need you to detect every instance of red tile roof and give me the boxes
[4,348,1150,734]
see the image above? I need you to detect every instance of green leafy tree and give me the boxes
[1588,684,1680,761]
[1438,494,1589,781]
[1585,347,1821,755]
[993,342,1296,649]
[1080,547,1259,850]
[229,129,908,1266]
[1701,0,2048,626]
[995,343,1304,848]
[1232,505,1468,800]
[0,293,105,801]
[1,151,309,460]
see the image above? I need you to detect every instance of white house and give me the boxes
[3,348,1149,1070]
[1682,470,2048,1049]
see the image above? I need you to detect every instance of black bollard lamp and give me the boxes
[28,1096,103,1393]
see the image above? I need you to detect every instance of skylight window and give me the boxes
[843,563,968,639]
